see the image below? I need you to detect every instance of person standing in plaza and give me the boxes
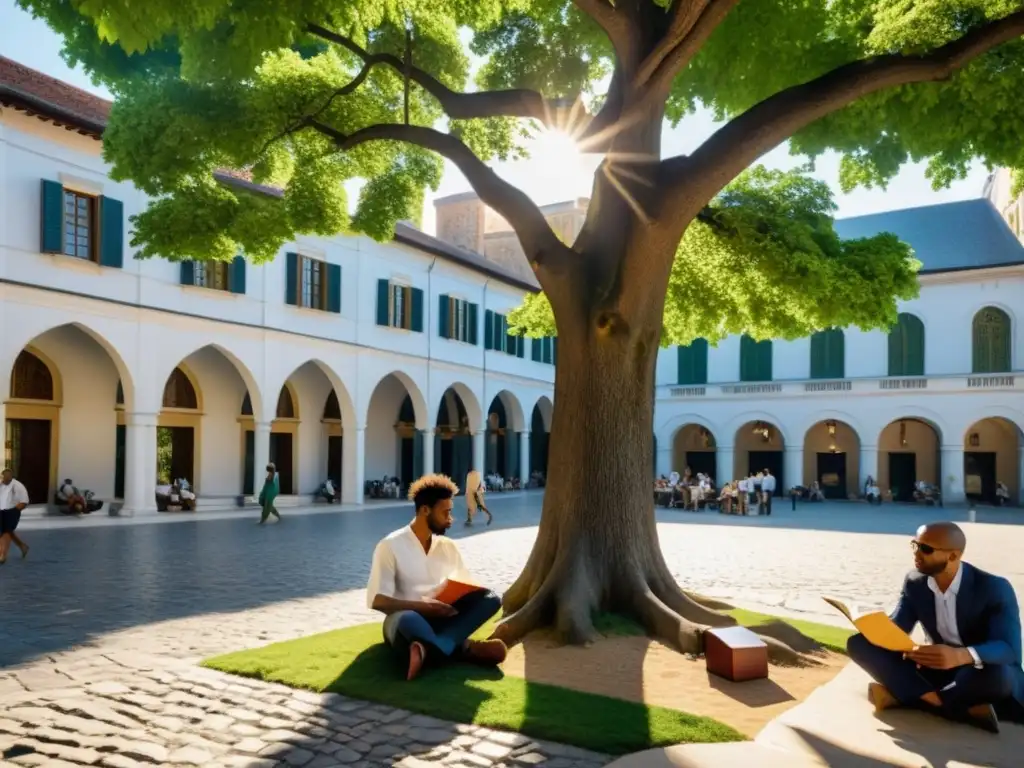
[0,468,30,564]
[464,470,492,526]
[761,468,776,516]
[257,463,280,524]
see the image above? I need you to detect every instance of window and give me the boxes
[677,339,708,385]
[162,368,197,409]
[810,328,844,379]
[300,256,327,310]
[10,351,53,400]
[484,310,524,356]
[63,189,96,261]
[531,336,556,364]
[195,261,230,291]
[375,279,423,331]
[439,295,478,344]
[276,386,295,419]
[739,335,772,382]
[972,306,1011,373]
[888,313,925,376]
[284,252,341,313]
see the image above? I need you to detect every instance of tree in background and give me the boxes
[22,0,1024,658]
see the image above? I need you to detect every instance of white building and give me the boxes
[0,57,555,514]
[654,198,1024,506]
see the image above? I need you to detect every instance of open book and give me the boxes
[431,579,485,605]
[822,597,915,652]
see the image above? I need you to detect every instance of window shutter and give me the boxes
[180,261,195,286]
[484,310,494,349]
[905,315,925,376]
[532,338,542,362]
[740,335,755,382]
[410,287,424,332]
[516,335,525,358]
[231,255,247,295]
[760,340,773,381]
[40,179,64,253]
[887,320,904,376]
[326,263,341,313]
[829,329,845,378]
[376,279,389,325]
[810,332,825,379]
[468,302,478,345]
[692,338,708,384]
[285,252,298,305]
[98,196,124,268]
[439,295,450,338]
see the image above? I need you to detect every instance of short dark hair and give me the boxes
[408,474,459,510]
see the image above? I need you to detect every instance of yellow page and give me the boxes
[853,612,915,652]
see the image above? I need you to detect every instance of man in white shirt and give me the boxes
[366,473,507,681]
[847,522,1024,732]
[760,469,776,516]
[0,468,31,564]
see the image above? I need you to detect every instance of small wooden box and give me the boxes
[704,626,769,682]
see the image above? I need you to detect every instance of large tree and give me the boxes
[25,0,1024,658]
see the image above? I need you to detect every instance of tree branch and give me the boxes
[635,0,710,85]
[640,0,739,92]
[307,23,566,124]
[310,120,570,279]
[669,8,1024,204]
[571,0,631,56]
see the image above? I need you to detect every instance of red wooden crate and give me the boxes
[704,625,769,682]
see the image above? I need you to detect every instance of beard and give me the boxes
[916,560,946,576]
[427,519,449,536]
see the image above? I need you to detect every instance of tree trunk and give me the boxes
[494,269,808,664]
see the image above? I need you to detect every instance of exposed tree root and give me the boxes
[681,590,735,611]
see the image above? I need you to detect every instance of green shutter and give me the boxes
[326,263,341,313]
[810,332,826,379]
[98,196,124,268]
[439,295,450,338]
[40,179,64,253]
[677,339,708,385]
[812,329,844,379]
[180,261,195,285]
[759,339,773,381]
[484,310,494,349]
[285,252,298,305]
[468,302,478,345]
[904,314,924,376]
[376,279,390,325]
[887,318,905,376]
[532,338,542,362]
[410,287,424,332]
[741,335,772,382]
[973,307,1011,373]
[544,337,554,364]
[231,255,246,295]
[516,334,525,358]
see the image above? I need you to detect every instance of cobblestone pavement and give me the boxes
[2,496,1023,767]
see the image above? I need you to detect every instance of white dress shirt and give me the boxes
[0,479,30,509]
[761,474,776,493]
[366,525,471,609]
[927,565,983,668]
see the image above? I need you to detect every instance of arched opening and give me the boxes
[972,306,1012,374]
[5,348,61,504]
[878,418,941,502]
[323,390,343,494]
[435,388,473,489]
[803,420,860,498]
[530,397,553,484]
[671,424,717,480]
[734,420,785,493]
[158,366,200,487]
[963,417,1023,505]
[486,391,525,484]
[366,373,425,493]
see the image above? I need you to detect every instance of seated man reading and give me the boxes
[847,522,1024,732]
[366,473,508,681]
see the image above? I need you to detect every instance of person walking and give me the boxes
[258,463,281,524]
[761,468,776,516]
[464,470,492,526]
[0,467,30,564]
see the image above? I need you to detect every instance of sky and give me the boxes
[1,0,992,235]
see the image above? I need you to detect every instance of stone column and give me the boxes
[784,445,803,494]
[656,441,673,478]
[1018,432,1024,506]
[715,445,734,484]
[473,430,486,475]
[941,445,965,505]
[121,412,159,516]
[253,421,272,494]
[859,444,879,497]
[342,427,365,504]
[421,430,434,480]
[519,431,531,485]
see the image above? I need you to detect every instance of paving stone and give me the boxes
[101,756,148,768]
[329,744,365,763]
[471,740,514,760]
[396,758,436,768]
[119,739,170,762]
[486,732,533,748]
[167,745,215,765]
[409,727,459,744]
[511,753,548,765]
[234,737,267,753]
[368,742,406,759]
[259,715,294,729]
[228,722,263,737]
[443,750,494,767]
[199,713,235,731]
[88,681,133,696]
[224,707,262,722]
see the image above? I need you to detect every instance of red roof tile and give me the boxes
[0,55,110,136]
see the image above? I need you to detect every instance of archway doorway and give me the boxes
[803,420,861,499]
[365,374,425,494]
[878,418,941,502]
[486,391,525,483]
[436,388,472,490]
[5,348,60,504]
[158,366,199,486]
[671,424,717,481]
[270,384,298,495]
[963,417,1022,505]
[734,420,785,493]
[530,397,553,483]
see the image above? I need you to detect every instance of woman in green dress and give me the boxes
[258,463,281,524]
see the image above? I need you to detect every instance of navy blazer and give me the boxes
[890,561,1024,704]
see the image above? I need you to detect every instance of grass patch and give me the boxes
[202,609,850,755]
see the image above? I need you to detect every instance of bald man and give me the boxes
[847,522,1024,732]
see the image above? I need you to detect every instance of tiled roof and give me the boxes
[0,56,539,292]
[834,199,1024,273]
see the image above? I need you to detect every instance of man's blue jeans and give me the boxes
[383,590,502,660]
[847,633,1015,715]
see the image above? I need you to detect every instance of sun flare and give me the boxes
[521,128,594,201]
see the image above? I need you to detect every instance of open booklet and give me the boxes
[430,579,486,605]
[822,597,915,652]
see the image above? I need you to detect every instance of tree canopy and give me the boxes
[19,0,1024,342]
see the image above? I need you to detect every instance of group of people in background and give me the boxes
[654,467,776,515]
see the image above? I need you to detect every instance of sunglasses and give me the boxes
[911,540,953,555]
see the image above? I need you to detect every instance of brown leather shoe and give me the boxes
[966,703,1000,734]
[462,639,507,666]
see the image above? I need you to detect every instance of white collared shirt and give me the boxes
[366,525,471,609]
[761,474,776,493]
[0,479,30,509]
[927,565,983,668]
